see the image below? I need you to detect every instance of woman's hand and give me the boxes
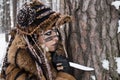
[52,54,71,74]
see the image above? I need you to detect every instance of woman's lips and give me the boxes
[52,43,58,47]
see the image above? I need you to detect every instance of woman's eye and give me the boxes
[44,31,52,36]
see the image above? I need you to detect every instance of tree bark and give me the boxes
[3,0,11,32]
[64,0,120,80]
[12,0,17,27]
[0,1,4,33]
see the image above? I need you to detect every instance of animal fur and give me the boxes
[0,33,76,80]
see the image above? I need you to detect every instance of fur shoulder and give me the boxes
[7,34,26,64]
[7,34,37,75]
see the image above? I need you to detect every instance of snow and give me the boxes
[111,1,120,9]
[115,57,120,74]
[6,1,10,4]
[101,59,109,70]
[102,58,120,74]
[111,1,120,33]
[118,21,120,33]
[91,75,96,80]
[0,33,8,71]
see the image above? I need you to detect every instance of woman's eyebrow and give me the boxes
[45,30,52,33]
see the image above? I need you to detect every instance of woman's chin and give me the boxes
[49,47,57,52]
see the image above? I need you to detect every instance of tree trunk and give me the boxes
[3,0,11,32]
[12,0,17,27]
[0,0,4,33]
[64,0,120,80]
[47,0,52,7]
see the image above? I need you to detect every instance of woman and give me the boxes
[0,0,76,80]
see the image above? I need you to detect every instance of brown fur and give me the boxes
[7,34,38,75]
[56,72,76,80]
[6,64,26,80]
[1,0,75,79]
[16,1,72,35]
[5,34,76,80]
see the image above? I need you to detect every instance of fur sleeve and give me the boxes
[56,72,76,80]
[5,64,38,80]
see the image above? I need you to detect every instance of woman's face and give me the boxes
[38,28,59,52]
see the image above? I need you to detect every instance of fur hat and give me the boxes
[17,0,72,35]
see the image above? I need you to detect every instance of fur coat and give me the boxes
[0,34,76,80]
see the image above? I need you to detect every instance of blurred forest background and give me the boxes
[0,0,62,33]
[0,0,120,80]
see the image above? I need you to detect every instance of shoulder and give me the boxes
[7,35,37,74]
[7,34,26,65]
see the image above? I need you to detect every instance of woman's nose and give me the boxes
[53,36,59,42]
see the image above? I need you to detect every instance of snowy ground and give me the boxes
[0,33,8,71]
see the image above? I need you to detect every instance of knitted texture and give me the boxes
[17,0,72,35]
